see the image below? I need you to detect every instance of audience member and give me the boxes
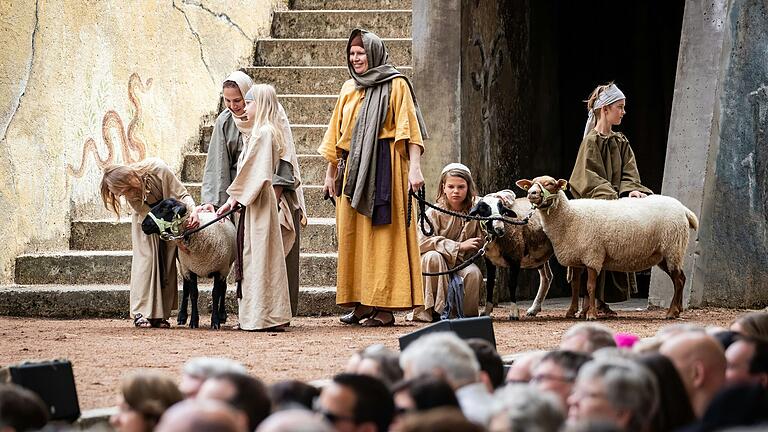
[391,376,460,414]
[0,383,48,432]
[255,409,333,432]
[637,352,696,431]
[156,399,241,432]
[566,357,658,432]
[197,372,271,432]
[711,329,741,351]
[269,380,320,411]
[631,336,662,354]
[562,419,624,432]
[561,323,616,354]
[531,350,591,408]
[489,384,565,432]
[466,338,505,391]
[399,332,492,425]
[680,383,768,432]
[505,351,546,384]
[315,373,394,432]
[725,336,768,388]
[355,344,403,388]
[110,372,183,432]
[179,357,247,398]
[660,332,726,418]
[656,323,705,338]
[731,312,768,340]
[395,407,482,432]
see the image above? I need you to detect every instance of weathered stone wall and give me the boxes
[651,0,768,309]
[0,0,285,283]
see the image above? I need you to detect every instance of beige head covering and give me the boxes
[441,162,471,176]
[224,71,254,135]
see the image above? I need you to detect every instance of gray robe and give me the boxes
[202,110,243,208]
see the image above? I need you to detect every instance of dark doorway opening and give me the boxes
[489,0,686,301]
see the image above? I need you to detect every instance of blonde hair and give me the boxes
[436,168,478,212]
[120,371,183,432]
[247,84,286,157]
[585,81,616,120]
[100,164,148,218]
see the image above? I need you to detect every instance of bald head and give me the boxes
[156,399,243,432]
[660,332,726,417]
[255,409,333,432]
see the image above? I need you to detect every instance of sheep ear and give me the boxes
[468,202,480,216]
[557,179,568,191]
[516,179,532,191]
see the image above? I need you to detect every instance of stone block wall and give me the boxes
[0,0,286,283]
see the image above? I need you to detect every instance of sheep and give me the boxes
[469,190,555,320]
[516,175,699,321]
[141,198,236,329]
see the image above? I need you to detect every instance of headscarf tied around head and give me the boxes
[225,70,253,135]
[343,28,430,219]
[583,84,626,138]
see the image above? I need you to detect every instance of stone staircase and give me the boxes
[3,0,413,318]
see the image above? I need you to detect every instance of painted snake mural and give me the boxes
[67,73,153,177]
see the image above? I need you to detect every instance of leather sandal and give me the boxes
[361,311,395,327]
[340,306,376,325]
[133,313,151,328]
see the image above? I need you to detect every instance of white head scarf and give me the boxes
[583,84,625,138]
[233,86,255,136]
[441,162,472,176]
[224,71,253,135]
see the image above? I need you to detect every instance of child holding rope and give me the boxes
[408,163,485,322]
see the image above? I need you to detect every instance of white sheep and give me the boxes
[142,198,236,329]
[469,190,554,320]
[516,176,698,320]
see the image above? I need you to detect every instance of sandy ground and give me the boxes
[0,303,744,410]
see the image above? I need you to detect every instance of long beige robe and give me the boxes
[569,129,653,302]
[227,125,292,330]
[410,201,484,321]
[127,158,194,320]
[318,78,424,310]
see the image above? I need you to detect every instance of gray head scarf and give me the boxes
[343,28,429,218]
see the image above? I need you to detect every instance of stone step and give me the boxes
[244,66,412,95]
[272,10,412,39]
[15,251,337,286]
[290,0,411,11]
[185,183,335,219]
[199,125,327,155]
[182,153,327,186]
[0,284,343,318]
[281,95,337,125]
[70,217,337,253]
[254,38,412,67]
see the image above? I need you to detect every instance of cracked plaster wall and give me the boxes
[0,0,286,283]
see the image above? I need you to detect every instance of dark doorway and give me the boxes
[464,0,685,301]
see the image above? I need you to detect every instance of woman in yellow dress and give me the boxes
[319,29,429,326]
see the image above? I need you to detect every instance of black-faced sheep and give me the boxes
[516,176,699,321]
[141,198,236,329]
[469,190,555,320]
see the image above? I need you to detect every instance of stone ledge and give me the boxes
[254,38,412,67]
[272,10,412,39]
[0,285,343,318]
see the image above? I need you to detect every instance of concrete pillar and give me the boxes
[651,0,768,309]
[412,0,462,193]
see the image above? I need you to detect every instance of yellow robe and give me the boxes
[127,158,194,320]
[228,126,292,330]
[318,77,424,309]
[411,200,484,321]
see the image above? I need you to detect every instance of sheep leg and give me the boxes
[567,267,582,318]
[483,258,497,316]
[211,276,227,329]
[178,279,189,325]
[186,273,199,329]
[659,260,685,319]
[585,268,599,321]
[507,262,521,321]
[527,260,553,317]
[216,277,228,325]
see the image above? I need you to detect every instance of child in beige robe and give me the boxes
[409,163,484,322]
[218,84,295,331]
[100,158,197,328]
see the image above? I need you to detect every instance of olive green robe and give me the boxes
[569,130,653,302]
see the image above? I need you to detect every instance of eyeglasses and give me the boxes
[530,373,575,384]
[316,409,356,424]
